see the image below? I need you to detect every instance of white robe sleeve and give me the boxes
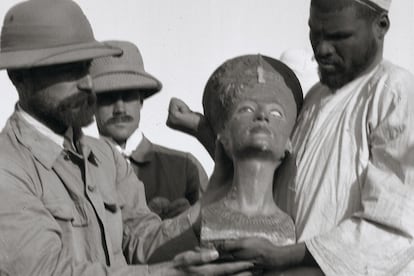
[306,71,414,275]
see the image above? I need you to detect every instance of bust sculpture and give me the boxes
[200,55,303,249]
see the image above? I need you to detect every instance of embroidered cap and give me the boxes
[354,0,391,11]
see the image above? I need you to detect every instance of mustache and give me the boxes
[316,57,345,71]
[105,115,134,125]
[317,58,337,66]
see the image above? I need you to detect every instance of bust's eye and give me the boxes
[238,106,254,113]
[270,109,283,118]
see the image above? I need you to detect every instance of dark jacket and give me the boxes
[129,136,208,205]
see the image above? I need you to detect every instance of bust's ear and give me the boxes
[217,131,232,158]
[285,139,293,154]
[217,132,227,148]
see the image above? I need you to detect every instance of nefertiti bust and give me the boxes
[201,54,303,248]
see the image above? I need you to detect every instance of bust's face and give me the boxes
[219,82,297,161]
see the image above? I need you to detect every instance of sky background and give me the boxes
[0,0,413,175]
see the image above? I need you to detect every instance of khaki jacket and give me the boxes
[0,111,198,275]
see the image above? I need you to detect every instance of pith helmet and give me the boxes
[90,40,162,99]
[0,0,122,70]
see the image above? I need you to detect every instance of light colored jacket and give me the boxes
[0,111,198,275]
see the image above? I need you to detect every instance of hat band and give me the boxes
[1,25,94,52]
[92,64,145,77]
[353,0,387,11]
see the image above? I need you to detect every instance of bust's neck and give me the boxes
[225,158,280,217]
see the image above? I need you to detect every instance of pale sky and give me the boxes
[0,0,413,175]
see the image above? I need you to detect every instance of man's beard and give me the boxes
[318,39,378,90]
[29,91,96,134]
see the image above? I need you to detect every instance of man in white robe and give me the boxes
[166,0,414,274]
[221,0,414,274]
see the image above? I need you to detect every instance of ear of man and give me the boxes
[7,69,34,104]
[7,69,26,87]
[373,12,390,40]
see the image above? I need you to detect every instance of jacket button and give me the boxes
[88,185,95,192]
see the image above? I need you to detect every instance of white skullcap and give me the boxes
[354,0,391,11]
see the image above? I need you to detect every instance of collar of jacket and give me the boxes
[10,111,97,170]
[129,135,153,164]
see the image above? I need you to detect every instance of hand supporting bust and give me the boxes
[150,248,254,275]
[217,238,322,274]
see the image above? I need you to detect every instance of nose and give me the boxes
[113,96,126,115]
[77,75,93,92]
[254,107,269,122]
[314,40,334,59]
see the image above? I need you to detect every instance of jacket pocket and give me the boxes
[44,200,88,227]
[44,201,74,221]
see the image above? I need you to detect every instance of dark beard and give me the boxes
[29,91,96,134]
[319,39,378,90]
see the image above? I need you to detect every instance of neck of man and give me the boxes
[358,44,384,79]
[226,157,280,217]
[115,139,127,149]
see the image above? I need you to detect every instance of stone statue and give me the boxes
[200,55,303,250]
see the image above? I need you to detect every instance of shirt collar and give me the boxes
[102,128,143,157]
[129,135,153,163]
[120,128,143,157]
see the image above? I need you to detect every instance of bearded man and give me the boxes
[0,0,254,275]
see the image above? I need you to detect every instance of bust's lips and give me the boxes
[248,125,272,136]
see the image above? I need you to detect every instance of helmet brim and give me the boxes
[93,71,162,99]
[0,41,122,70]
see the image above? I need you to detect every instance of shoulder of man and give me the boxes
[149,141,190,158]
[147,139,207,179]
[365,61,414,140]
[0,126,27,170]
[150,142,205,170]
[368,61,414,112]
[375,60,414,92]
[0,118,48,197]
